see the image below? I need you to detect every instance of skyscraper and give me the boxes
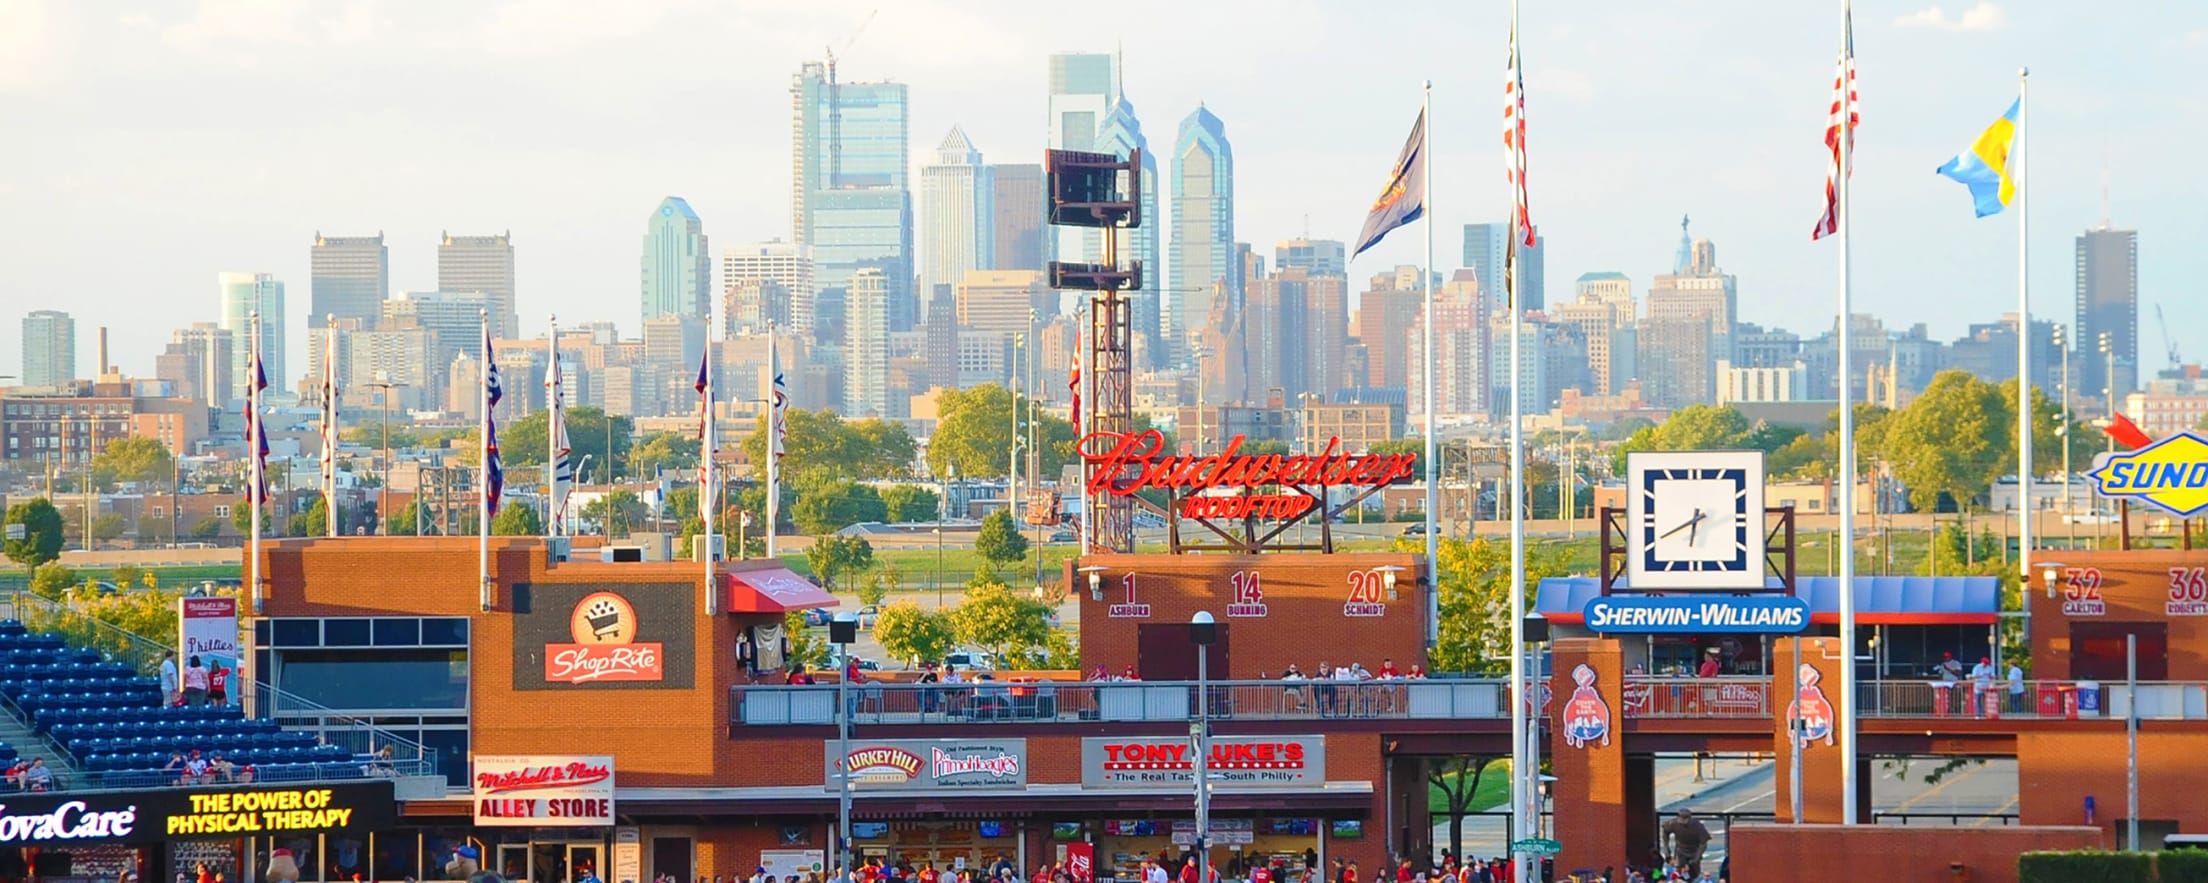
[1462,222,1543,309]
[1093,96,1163,369]
[310,233,389,327]
[641,196,712,327]
[1275,239,1347,277]
[919,126,991,321]
[987,163,1045,273]
[438,232,517,339]
[1046,51,1119,266]
[844,268,891,418]
[721,240,816,338]
[1646,236,1739,364]
[2076,226,2139,400]
[1169,105,1234,369]
[154,323,232,409]
[792,61,914,333]
[20,310,75,389]
[218,272,285,404]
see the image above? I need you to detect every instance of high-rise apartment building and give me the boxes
[438,232,517,340]
[721,240,816,339]
[988,164,1045,273]
[1169,105,1234,369]
[1489,311,1549,417]
[1406,271,1488,427]
[310,233,389,327]
[1354,276,1423,391]
[1093,97,1163,370]
[954,271,1053,339]
[641,196,712,327]
[2076,226,2139,401]
[844,268,891,418]
[154,323,231,409]
[218,272,285,405]
[919,127,991,322]
[792,61,914,334]
[1305,271,1351,399]
[1636,316,1715,409]
[1463,222,1544,310]
[1275,239,1347,277]
[382,290,495,386]
[1553,299,1622,397]
[20,310,75,389]
[1574,272,1634,324]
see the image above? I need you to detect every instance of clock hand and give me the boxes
[1658,508,1706,540]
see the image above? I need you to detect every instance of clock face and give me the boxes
[1627,452,1767,590]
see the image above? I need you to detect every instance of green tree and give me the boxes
[231,502,272,535]
[290,497,330,537]
[948,580,1055,665]
[189,517,224,540]
[872,602,955,666]
[926,384,1076,480]
[28,562,77,600]
[1599,416,1656,442]
[4,497,68,572]
[1996,378,2071,477]
[627,431,700,479]
[1610,404,1755,474]
[492,503,544,536]
[663,486,699,524]
[384,502,417,537]
[855,570,890,608]
[1880,370,2007,511]
[1416,535,1567,674]
[880,485,941,523]
[791,480,888,535]
[578,489,649,537]
[740,409,918,485]
[803,534,875,589]
[1368,437,1426,473]
[1429,755,1504,861]
[90,436,175,488]
[975,510,1030,566]
[137,515,174,544]
[89,513,127,543]
[500,406,632,479]
[783,610,830,671]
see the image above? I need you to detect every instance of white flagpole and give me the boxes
[249,310,263,615]
[548,314,561,539]
[479,308,492,612]
[2016,67,2032,584]
[767,323,781,560]
[703,334,718,615]
[1422,80,1440,653]
[1504,3,1533,874]
[323,314,339,538]
[1836,0,1860,825]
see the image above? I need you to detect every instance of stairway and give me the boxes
[0,703,82,787]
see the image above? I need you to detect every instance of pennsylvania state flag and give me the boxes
[1353,109,1427,257]
[1935,98,2020,217]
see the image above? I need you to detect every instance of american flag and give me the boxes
[318,328,338,535]
[1504,15,1535,253]
[547,353,572,534]
[1069,321,1082,430]
[695,348,715,517]
[247,354,269,505]
[1812,6,1858,241]
[484,330,504,517]
[769,337,787,460]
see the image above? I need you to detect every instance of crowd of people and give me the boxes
[158,748,257,785]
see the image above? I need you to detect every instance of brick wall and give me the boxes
[1728,823,2101,883]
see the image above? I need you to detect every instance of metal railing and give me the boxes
[1622,676,1770,719]
[731,678,1514,726]
[1861,679,2208,721]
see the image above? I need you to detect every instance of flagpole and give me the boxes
[767,322,781,560]
[1836,0,1860,825]
[703,333,718,615]
[2016,67,2032,586]
[323,313,339,538]
[249,310,263,615]
[1421,79,1440,656]
[548,314,560,539]
[479,308,492,612]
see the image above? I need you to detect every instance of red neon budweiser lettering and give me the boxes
[1081,432,1416,497]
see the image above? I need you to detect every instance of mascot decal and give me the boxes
[266,850,300,883]
[1560,663,1612,749]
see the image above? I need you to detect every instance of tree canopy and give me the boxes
[803,534,875,589]
[873,602,956,667]
[1419,535,1567,674]
[91,437,175,488]
[491,502,544,536]
[926,384,1075,480]
[975,510,1030,566]
[4,498,67,571]
[948,578,1055,665]
[740,408,917,487]
[499,406,632,480]
[627,431,699,480]
[790,480,887,535]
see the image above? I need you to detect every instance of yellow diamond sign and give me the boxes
[2089,431,2208,517]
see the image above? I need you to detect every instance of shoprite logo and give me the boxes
[2089,431,2208,517]
[545,591,665,684]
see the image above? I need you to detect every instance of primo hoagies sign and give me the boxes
[1082,431,1415,520]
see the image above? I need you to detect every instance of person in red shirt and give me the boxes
[1396,861,1412,883]
[1123,665,1141,681]
[1179,857,1199,883]
[1252,865,1272,883]
[917,865,939,883]
[1343,861,1358,883]
[1697,647,1722,678]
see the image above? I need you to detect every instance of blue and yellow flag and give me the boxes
[1935,98,2020,217]
[1353,109,1426,257]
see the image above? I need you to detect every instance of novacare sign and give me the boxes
[1583,596,1809,634]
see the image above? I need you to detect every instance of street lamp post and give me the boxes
[1189,611,1217,866]
[830,613,859,877]
[368,376,396,534]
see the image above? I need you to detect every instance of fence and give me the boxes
[732,678,1515,726]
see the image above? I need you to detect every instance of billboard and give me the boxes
[179,596,239,702]
[473,755,615,826]
[513,583,695,690]
[824,740,1027,791]
[1081,736,1326,788]
[0,782,395,846]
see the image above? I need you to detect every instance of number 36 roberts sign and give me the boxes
[473,755,616,826]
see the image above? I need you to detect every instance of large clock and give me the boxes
[1626,451,1767,590]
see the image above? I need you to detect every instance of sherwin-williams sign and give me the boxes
[1582,596,1809,634]
[513,583,695,690]
[473,755,615,826]
[1081,736,1326,788]
[825,740,1027,791]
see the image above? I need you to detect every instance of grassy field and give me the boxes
[1427,758,1513,812]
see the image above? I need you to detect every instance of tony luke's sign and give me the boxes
[1082,431,1415,520]
[1081,736,1326,788]
[2089,431,2208,517]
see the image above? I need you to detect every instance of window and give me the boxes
[275,648,469,710]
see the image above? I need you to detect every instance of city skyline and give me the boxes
[1,1,2201,383]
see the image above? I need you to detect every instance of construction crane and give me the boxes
[823,9,877,188]
[2156,304,2181,373]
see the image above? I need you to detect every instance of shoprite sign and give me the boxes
[1081,736,1326,788]
[1582,596,1809,634]
[1082,431,1415,520]
[2089,431,2208,517]
[0,781,394,846]
[826,739,1027,791]
[473,755,616,826]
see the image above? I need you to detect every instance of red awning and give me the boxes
[724,567,838,614]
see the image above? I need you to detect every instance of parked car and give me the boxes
[942,648,1000,672]
[800,609,832,627]
[856,605,882,629]
[1048,529,1076,543]
[1401,522,1430,536]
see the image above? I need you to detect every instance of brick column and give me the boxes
[1770,636,1847,823]
[1548,637,1625,875]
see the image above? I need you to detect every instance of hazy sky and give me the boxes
[4,0,2204,384]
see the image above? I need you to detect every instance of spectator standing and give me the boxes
[160,651,180,706]
[208,659,231,706]
[2008,660,2027,713]
[1696,648,1721,678]
[182,656,210,707]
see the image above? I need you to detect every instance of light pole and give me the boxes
[937,463,952,606]
[368,375,397,534]
[830,612,859,877]
[1011,333,1025,523]
[2126,632,2139,851]
[572,454,594,536]
[170,449,182,548]
[1189,611,1217,867]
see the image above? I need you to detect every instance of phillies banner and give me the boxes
[1066,843,1094,883]
[178,597,239,704]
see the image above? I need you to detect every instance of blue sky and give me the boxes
[2,0,2203,382]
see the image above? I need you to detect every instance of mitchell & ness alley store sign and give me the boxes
[474,755,617,826]
[0,782,395,846]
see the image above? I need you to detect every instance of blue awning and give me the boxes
[1536,575,2000,626]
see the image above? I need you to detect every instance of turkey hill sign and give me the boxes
[1082,431,1415,521]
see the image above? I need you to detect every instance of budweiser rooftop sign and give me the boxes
[1082,432,1415,520]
